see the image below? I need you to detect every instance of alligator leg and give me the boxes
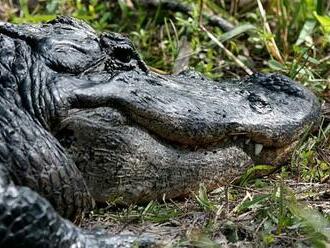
[0,177,155,247]
[0,98,156,247]
[0,181,83,247]
[0,96,93,219]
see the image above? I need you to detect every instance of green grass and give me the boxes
[2,0,329,246]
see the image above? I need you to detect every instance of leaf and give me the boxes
[314,12,330,33]
[295,20,316,45]
[46,0,59,13]
[237,194,271,213]
[257,0,283,63]
[268,59,287,72]
[218,23,256,42]
[239,164,277,186]
[316,0,326,15]
[289,202,330,245]
[12,15,57,24]
[195,184,216,212]
[19,0,30,17]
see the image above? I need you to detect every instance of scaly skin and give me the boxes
[0,16,320,247]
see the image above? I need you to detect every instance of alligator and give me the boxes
[0,16,320,247]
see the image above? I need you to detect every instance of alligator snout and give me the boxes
[60,67,320,203]
[71,69,319,148]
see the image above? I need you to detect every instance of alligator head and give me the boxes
[0,17,320,204]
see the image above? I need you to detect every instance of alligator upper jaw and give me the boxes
[72,69,320,148]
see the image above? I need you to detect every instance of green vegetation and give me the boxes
[1,0,329,246]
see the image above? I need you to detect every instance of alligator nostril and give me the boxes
[113,48,132,63]
[247,93,272,114]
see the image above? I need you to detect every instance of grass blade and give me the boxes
[219,23,256,42]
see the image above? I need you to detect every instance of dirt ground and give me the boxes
[81,180,330,247]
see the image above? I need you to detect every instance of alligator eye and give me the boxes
[113,47,132,63]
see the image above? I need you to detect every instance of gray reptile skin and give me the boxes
[0,16,320,247]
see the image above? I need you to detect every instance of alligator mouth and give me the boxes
[57,105,298,204]
[60,106,299,166]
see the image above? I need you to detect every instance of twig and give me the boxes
[132,0,235,31]
[256,0,284,63]
[255,217,268,233]
[229,184,264,194]
[200,25,253,75]
[319,55,330,63]
[198,0,203,25]
[148,66,168,74]
[204,14,235,31]
[173,36,192,74]
[230,190,253,215]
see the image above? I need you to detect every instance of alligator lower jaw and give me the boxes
[57,107,299,204]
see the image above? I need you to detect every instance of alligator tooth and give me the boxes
[245,139,251,145]
[255,144,263,156]
[232,136,238,141]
